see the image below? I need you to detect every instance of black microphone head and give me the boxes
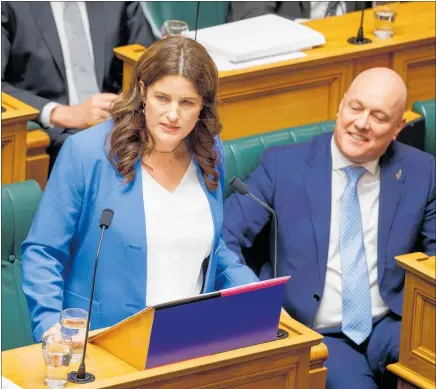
[229,177,249,195]
[100,209,114,229]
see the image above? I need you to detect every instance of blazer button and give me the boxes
[313,293,320,302]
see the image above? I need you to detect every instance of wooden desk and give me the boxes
[1,92,39,184]
[387,253,435,389]
[2,312,326,389]
[114,2,435,141]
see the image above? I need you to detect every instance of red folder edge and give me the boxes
[221,276,291,297]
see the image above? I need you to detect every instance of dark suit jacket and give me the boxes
[1,1,155,123]
[223,133,436,328]
[229,1,370,21]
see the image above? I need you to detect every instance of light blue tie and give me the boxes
[340,166,372,345]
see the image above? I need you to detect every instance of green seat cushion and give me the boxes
[223,121,335,198]
[412,99,436,157]
[1,180,42,350]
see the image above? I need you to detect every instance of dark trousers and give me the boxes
[46,127,81,174]
[320,312,401,389]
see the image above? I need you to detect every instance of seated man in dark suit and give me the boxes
[1,1,155,170]
[229,1,370,22]
[223,68,435,389]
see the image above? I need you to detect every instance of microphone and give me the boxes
[348,3,372,45]
[194,1,200,41]
[68,209,114,384]
[229,177,278,279]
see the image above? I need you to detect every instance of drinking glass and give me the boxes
[42,334,73,389]
[60,308,88,363]
[373,1,398,39]
[161,20,189,38]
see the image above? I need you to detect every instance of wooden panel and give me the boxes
[219,63,351,140]
[393,43,436,108]
[352,53,392,79]
[1,136,15,184]
[2,92,39,184]
[411,291,435,365]
[389,254,436,389]
[1,125,27,184]
[26,129,50,189]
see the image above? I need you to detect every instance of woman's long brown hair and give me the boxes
[108,36,222,191]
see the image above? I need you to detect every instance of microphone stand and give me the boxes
[245,192,278,279]
[229,177,287,339]
[68,209,114,384]
[348,4,372,45]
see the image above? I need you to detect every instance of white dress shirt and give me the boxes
[40,2,97,127]
[142,161,214,306]
[310,1,346,19]
[313,137,390,330]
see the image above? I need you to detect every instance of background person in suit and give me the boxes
[21,36,259,343]
[229,1,370,22]
[223,67,435,389]
[1,1,155,171]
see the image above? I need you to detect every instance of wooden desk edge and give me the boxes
[387,362,435,389]
[395,252,436,284]
[1,92,39,123]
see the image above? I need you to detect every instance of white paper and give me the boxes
[209,50,307,72]
[183,14,325,62]
[2,377,23,389]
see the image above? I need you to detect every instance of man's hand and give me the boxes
[50,93,120,129]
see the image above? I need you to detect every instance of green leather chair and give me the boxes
[412,99,436,158]
[1,180,42,350]
[223,121,336,199]
[142,1,229,38]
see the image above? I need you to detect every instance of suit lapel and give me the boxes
[303,134,333,286]
[378,142,406,280]
[86,2,106,89]
[29,3,67,83]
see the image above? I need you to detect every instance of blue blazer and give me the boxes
[223,132,435,329]
[22,120,258,342]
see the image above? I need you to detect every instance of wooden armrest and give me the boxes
[26,129,50,151]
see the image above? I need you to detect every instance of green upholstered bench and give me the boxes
[1,180,42,350]
[223,120,336,199]
[412,99,436,158]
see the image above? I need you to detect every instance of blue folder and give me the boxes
[146,276,290,368]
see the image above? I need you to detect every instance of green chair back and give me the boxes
[142,1,229,38]
[223,121,335,198]
[1,180,42,350]
[412,99,436,158]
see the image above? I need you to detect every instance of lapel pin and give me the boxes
[396,169,402,180]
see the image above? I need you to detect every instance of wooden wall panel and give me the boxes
[219,64,350,140]
[1,136,15,184]
[352,53,392,79]
[393,43,436,108]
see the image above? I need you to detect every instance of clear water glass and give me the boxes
[161,20,189,38]
[42,334,73,389]
[60,308,88,363]
[373,1,398,39]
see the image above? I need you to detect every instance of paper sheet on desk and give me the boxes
[209,51,307,71]
[2,377,23,389]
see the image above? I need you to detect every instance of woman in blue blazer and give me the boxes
[21,36,259,342]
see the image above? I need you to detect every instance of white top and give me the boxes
[313,138,389,330]
[142,160,214,306]
[40,2,97,127]
[310,1,346,19]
